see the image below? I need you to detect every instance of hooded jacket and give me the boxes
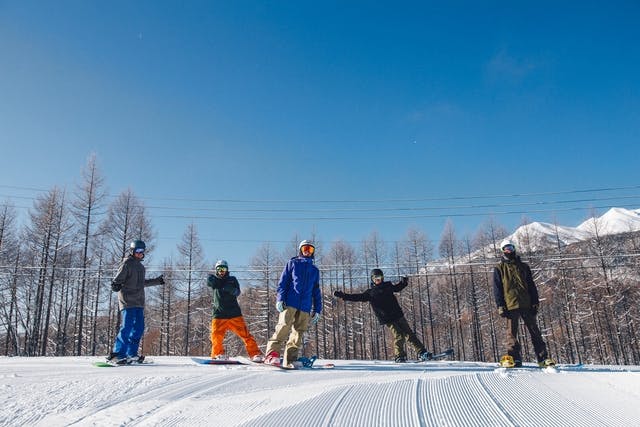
[277,256,322,314]
[207,272,242,319]
[339,279,408,325]
[112,255,162,310]
[493,255,539,311]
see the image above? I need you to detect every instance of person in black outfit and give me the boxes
[333,268,431,363]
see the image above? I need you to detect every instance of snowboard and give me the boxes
[239,355,335,370]
[191,357,246,365]
[93,359,154,367]
[497,355,557,371]
[408,348,454,363]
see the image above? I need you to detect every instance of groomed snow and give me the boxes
[1,356,639,426]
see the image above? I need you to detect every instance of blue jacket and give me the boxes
[277,256,322,314]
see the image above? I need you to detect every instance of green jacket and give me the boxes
[207,273,242,319]
[493,256,539,311]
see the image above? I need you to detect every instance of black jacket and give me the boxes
[338,279,408,325]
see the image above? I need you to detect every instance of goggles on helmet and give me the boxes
[502,244,515,252]
[301,244,315,255]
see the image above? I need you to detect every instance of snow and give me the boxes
[2,356,640,426]
[505,207,640,250]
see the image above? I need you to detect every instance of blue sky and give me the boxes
[1,2,639,269]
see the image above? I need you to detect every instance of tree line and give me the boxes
[1,156,638,364]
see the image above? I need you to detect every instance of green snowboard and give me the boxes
[93,361,116,367]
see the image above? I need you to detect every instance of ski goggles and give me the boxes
[501,244,515,252]
[371,275,384,281]
[215,266,228,272]
[134,248,145,254]
[300,244,315,255]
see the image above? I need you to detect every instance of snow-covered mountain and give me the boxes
[506,207,640,251]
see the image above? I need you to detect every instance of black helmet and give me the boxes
[370,268,384,278]
[130,240,146,254]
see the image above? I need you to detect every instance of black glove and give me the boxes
[498,306,508,318]
[157,275,165,285]
[111,282,122,292]
[333,290,345,298]
[400,276,408,285]
[531,304,539,315]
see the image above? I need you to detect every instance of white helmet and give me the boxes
[214,259,228,269]
[298,240,315,251]
[500,239,515,250]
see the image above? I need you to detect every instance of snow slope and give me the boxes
[505,207,640,250]
[1,356,639,427]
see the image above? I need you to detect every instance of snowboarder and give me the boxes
[207,259,264,362]
[108,240,164,365]
[333,268,432,363]
[494,239,555,368]
[264,240,323,368]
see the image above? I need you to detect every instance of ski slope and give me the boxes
[1,356,639,426]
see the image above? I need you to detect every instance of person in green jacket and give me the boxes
[207,259,264,362]
[493,239,554,368]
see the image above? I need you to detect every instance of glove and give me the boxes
[157,275,165,285]
[531,304,539,315]
[333,290,345,298]
[276,301,285,312]
[310,312,321,325]
[400,276,408,285]
[111,282,122,292]
[498,306,508,318]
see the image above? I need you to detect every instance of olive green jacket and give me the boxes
[493,256,540,311]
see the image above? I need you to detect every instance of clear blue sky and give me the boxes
[1,1,639,268]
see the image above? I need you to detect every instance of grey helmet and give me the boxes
[298,240,315,257]
[215,259,228,269]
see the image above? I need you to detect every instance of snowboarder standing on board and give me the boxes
[206,259,264,362]
[264,240,323,368]
[333,268,432,363]
[108,240,164,365]
[494,239,555,368]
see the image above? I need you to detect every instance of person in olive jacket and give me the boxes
[494,239,554,367]
[206,259,263,362]
[108,240,164,364]
[334,268,431,363]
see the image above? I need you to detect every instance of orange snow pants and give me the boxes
[210,316,262,359]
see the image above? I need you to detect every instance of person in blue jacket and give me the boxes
[264,240,322,368]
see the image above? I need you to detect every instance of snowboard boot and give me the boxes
[251,354,265,363]
[538,358,556,368]
[106,352,119,362]
[263,351,281,366]
[128,355,146,364]
[418,350,433,361]
[107,352,128,365]
[499,355,516,368]
[394,356,407,363]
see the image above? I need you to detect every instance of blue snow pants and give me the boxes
[113,307,145,357]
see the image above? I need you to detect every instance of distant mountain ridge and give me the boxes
[507,207,640,250]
